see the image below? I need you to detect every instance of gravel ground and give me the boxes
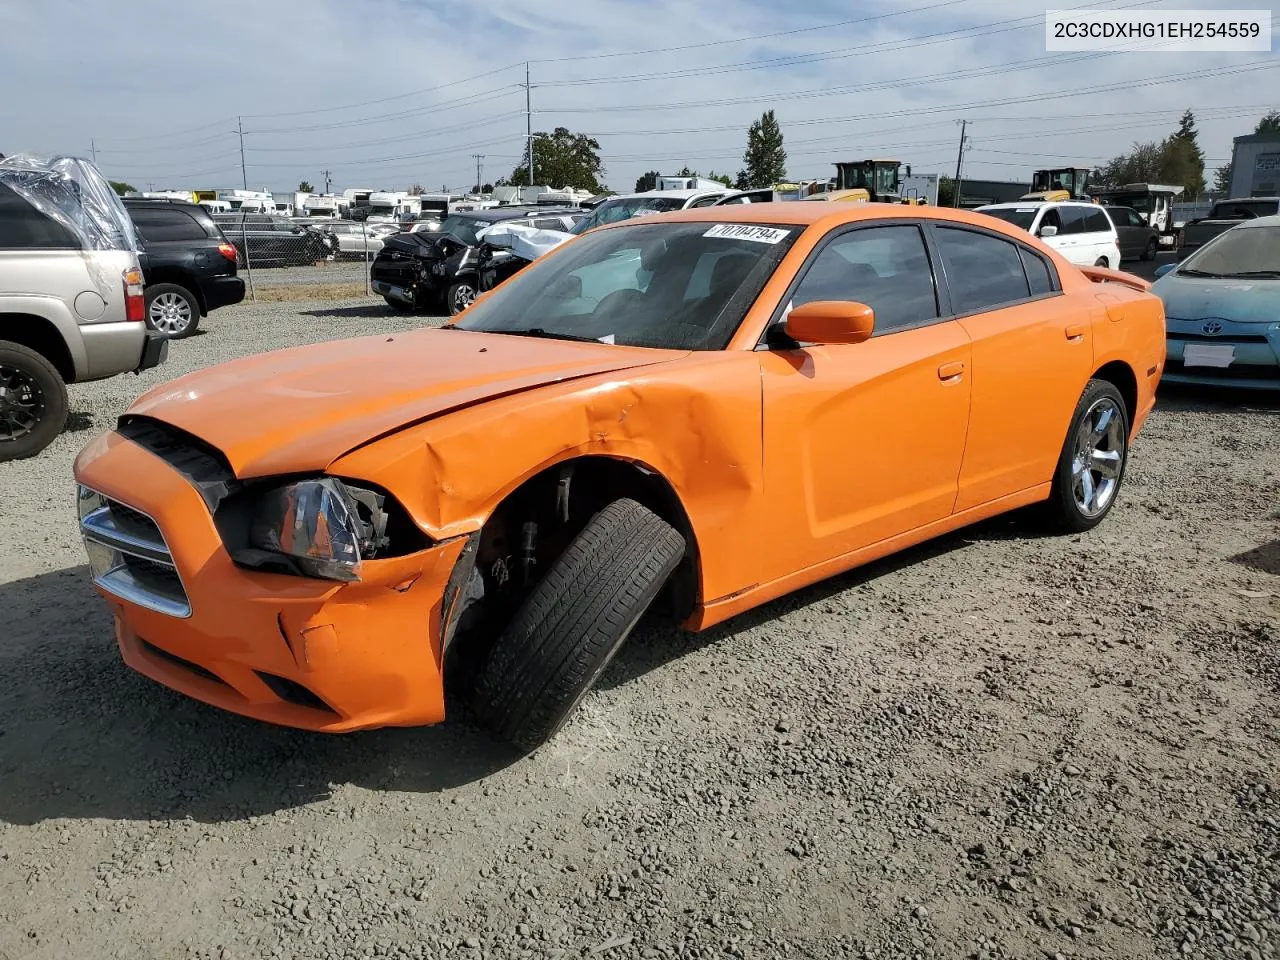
[245,260,372,290]
[1,289,1278,960]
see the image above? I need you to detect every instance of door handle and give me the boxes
[1065,323,1086,341]
[937,360,965,382]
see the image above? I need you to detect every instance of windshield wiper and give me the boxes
[1219,270,1280,278]
[1176,268,1223,277]
[495,327,608,344]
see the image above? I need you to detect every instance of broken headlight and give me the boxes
[248,478,389,582]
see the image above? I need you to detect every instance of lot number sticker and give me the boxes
[703,224,791,244]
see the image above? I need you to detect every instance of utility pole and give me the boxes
[90,139,97,163]
[952,120,969,208]
[323,169,332,194]
[520,62,536,187]
[237,116,247,191]
[472,154,485,194]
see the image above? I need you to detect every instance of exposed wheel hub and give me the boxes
[0,364,44,441]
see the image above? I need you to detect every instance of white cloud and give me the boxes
[2,0,1273,193]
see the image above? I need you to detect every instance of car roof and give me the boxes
[600,201,1081,236]
[605,189,729,201]
[457,206,577,221]
[1235,213,1280,228]
[976,200,1098,209]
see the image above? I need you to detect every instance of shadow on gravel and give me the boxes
[601,512,1038,692]
[1232,539,1280,576]
[300,304,393,319]
[64,411,95,433]
[0,566,519,826]
[1156,383,1280,412]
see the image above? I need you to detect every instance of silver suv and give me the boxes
[0,156,167,461]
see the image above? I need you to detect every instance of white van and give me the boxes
[975,200,1122,269]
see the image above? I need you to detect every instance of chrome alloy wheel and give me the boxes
[0,363,44,442]
[1071,397,1124,518]
[149,291,193,335]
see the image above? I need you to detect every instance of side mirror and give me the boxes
[1038,224,1059,238]
[1154,262,1177,278]
[784,300,875,345]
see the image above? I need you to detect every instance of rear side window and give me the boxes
[128,206,209,242]
[935,227,1030,314]
[0,184,80,249]
[1084,208,1113,233]
[1019,246,1055,296]
[1057,206,1089,235]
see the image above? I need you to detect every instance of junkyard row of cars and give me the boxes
[2,153,1277,755]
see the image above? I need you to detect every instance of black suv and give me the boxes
[371,206,582,314]
[123,198,245,338]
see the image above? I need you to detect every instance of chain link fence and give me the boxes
[211,213,402,301]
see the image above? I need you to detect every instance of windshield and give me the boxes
[454,220,798,350]
[570,196,687,235]
[438,215,490,244]
[1179,225,1280,276]
[1105,194,1153,213]
[979,207,1038,230]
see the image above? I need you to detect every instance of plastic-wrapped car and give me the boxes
[0,155,167,460]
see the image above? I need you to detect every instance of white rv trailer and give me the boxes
[216,188,276,213]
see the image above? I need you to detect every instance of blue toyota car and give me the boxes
[1153,214,1280,390]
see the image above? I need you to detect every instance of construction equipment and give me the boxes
[1021,168,1094,202]
[802,160,928,204]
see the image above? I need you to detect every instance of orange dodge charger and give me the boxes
[74,203,1165,750]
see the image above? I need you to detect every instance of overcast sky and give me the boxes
[2,0,1275,195]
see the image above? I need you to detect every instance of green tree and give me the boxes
[481,182,494,193]
[297,180,314,192]
[508,127,605,193]
[706,170,734,188]
[1256,110,1280,134]
[1213,162,1234,193]
[1168,108,1205,196]
[634,170,659,192]
[937,176,956,207]
[108,180,135,196]
[739,110,787,189]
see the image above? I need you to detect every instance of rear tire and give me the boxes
[1094,256,1110,268]
[474,498,686,752]
[0,341,68,462]
[1044,379,1129,534]
[144,283,201,339]
[1142,239,1157,261]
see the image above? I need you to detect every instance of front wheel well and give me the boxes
[443,456,701,691]
[1091,360,1137,425]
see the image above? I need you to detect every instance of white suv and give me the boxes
[975,201,1121,269]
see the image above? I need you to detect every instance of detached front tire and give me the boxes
[0,342,68,462]
[474,498,686,752]
[1045,379,1129,533]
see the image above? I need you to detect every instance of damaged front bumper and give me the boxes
[73,429,478,732]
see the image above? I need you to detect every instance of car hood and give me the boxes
[124,327,686,477]
[1152,272,1280,322]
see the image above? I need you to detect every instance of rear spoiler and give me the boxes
[1079,265,1151,292]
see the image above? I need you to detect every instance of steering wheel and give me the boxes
[592,288,645,322]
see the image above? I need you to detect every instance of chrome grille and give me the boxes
[78,487,191,618]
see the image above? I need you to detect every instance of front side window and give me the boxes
[455,220,798,350]
[935,226,1031,314]
[788,224,938,334]
[1056,206,1089,235]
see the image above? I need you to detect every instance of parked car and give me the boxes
[123,198,245,338]
[567,189,734,236]
[1178,197,1280,261]
[974,200,1122,269]
[74,203,1164,750]
[370,206,582,315]
[325,220,397,259]
[1152,213,1280,390]
[1104,204,1161,262]
[0,155,167,460]
[213,214,337,267]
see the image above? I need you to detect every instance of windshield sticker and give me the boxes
[703,224,791,244]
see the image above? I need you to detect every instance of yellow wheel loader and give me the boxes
[801,160,928,204]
